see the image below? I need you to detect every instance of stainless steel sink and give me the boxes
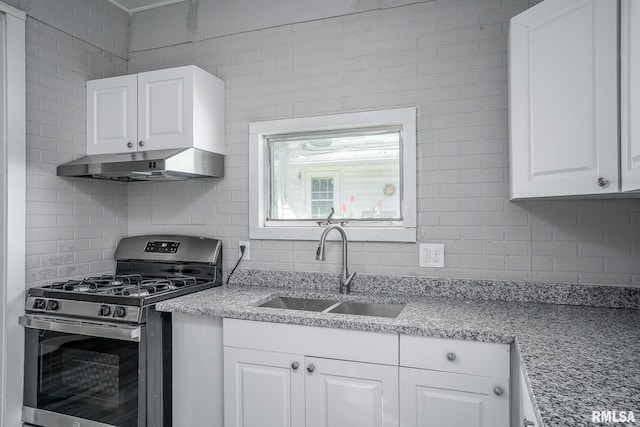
[259,296,406,318]
[328,301,405,318]
[259,297,338,312]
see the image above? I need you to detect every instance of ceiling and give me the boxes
[106,0,187,14]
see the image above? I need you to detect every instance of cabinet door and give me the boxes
[137,67,194,151]
[306,357,399,427]
[622,0,640,192]
[87,75,137,155]
[509,0,618,198]
[224,347,305,427]
[518,366,538,427]
[399,367,508,427]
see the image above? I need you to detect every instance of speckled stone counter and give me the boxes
[157,284,640,427]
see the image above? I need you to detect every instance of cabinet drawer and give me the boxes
[224,319,398,366]
[400,335,510,379]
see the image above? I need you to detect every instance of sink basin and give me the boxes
[259,297,338,312]
[328,301,405,318]
[258,296,406,319]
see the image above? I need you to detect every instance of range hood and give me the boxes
[56,148,224,181]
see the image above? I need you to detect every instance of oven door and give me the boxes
[20,314,146,427]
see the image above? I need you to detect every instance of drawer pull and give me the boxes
[446,352,456,361]
[291,362,299,370]
[523,418,535,426]
[493,386,504,396]
[597,177,608,187]
[307,364,315,373]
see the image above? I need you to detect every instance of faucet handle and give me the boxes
[326,207,335,224]
[316,208,336,226]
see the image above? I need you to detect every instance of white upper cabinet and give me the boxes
[621,0,640,192]
[87,74,137,155]
[87,65,225,156]
[509,0,619,199]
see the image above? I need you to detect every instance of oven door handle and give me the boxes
[19,315,141,342]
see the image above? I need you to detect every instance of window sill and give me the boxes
[249,225,416,242]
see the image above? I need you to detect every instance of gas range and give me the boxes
[24,235,222,324]
[21,235,223,427]
[26,273,218,323]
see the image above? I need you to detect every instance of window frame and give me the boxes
[249,108,417,242]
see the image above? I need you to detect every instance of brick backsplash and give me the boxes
[20,0,640,287]
[24,1,129,288]
[123,0,640,286]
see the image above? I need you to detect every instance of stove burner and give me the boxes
[47,274,209,300]
[123,286,151,297]
[73,283,93,293]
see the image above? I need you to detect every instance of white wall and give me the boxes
[18,0,130,287]
[5,0,128,58]
[123,0,639,285]
[129,0,425,52]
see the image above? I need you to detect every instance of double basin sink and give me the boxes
[259,296,405,319]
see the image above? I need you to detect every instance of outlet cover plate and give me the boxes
[419,243,444,268]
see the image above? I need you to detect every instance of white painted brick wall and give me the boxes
[9,0,129,58]
[24,2,129,288]
[124,0,640,285]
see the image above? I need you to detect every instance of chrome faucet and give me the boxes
[315,224,356,294]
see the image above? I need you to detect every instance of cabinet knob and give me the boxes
[127,142,133,148]
[138,140,145,147]
[523,418,535,426]
[446,352,456,361]
[306,364,315,373]
[597,177,608,187]
[291,362,299,370]
[493,386,504,396]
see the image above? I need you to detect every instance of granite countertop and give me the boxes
[157,284,640,427]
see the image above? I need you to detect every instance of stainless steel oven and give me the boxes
[20,235,222,427]
[22,313,158,427]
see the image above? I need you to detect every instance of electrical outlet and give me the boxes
[419,243,444,268]
[239,240,250,260]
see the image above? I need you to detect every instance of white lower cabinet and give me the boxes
[399,335,510,427]
[306,357,398,427]
[516,364,538,427]
[224,347,305,427]
[223,319,399,427]
[399,368,508,427]
[222,319,511,427]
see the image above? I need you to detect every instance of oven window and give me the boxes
[37,331,139,425]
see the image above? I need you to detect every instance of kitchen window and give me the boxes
[249,108,416,242]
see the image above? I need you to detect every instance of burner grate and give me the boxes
[52,275,143,293]
[47,274,208,299]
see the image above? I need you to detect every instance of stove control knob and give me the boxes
[98,305,111,317]
[113,306,127,318]
[33,299,46,310]
[45,300,59,311]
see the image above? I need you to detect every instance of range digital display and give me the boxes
[144,241,180,253]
